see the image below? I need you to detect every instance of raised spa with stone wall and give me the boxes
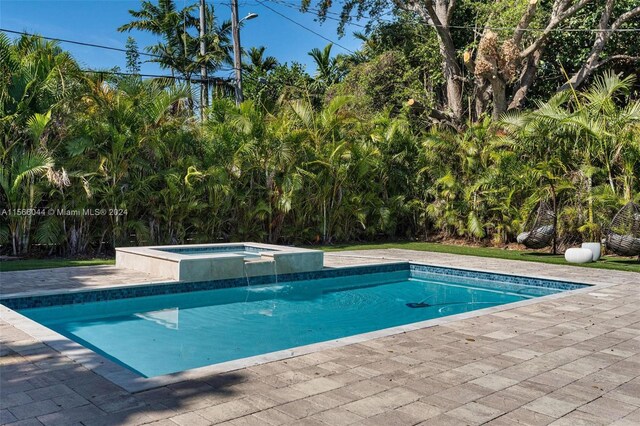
[115,243,324,282]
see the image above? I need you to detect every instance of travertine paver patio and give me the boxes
[0,266,170,296]
[1,249,639,425]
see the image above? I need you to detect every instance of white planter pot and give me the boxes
[581,242,601,261]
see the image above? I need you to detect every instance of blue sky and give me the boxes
[0,0,369,78]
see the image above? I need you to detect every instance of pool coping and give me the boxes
[0,261,610,393]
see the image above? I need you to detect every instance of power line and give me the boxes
[234,4,640,33]
[79,68,232,83]
[0,28,196,80]
[0,28,164,59]
[1,27,237,72]
[254,0,356,53]
[3,11,637,73]
[445,24,640,33]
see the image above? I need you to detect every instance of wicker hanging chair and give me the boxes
[517,200,556,250]
[605,202,640,256]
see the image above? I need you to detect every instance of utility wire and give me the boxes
[0,28,164,59]
[254,0,356,53]
[79,68,232,83]
[226,4,640,33]
[3,16,636,67]
[1,27,237,72]
[3,10,637,75]
[443,24,640,33]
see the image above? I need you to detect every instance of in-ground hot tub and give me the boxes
[116,243,324,281]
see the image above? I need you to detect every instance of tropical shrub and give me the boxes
[1,34,639,257]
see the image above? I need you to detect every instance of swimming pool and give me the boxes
[7,264,586,378]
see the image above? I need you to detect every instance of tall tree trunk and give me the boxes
[490,76,507,119]
[404,0,464,122]
[550,181,557,255]
[509,50,542,110]
[444,62,463,121]
[432,0,463,121]
[12,228,18,256]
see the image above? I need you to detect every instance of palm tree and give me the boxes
[190,5,233,78]
[118,0,231,81]
[1,34,82,254]
[244,46,278,75]
[1,34,82,138]
[308,44,344,90]
[118,0,196,78]
[241,46,279,108]
[66,74,192,248]
[502,72,640,246]
[289,95,386,242]
[0,150,54,255]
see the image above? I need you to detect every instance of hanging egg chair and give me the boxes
[517,200,556,250]
[604,202,640,257]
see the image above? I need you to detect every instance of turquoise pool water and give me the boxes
[157,245,271,257]
[19,271,565,377]
[164,250,261,257]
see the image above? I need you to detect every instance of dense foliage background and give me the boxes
[1,0,639,257]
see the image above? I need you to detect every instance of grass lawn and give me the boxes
[316,241,640,273]
[0,258,115,272]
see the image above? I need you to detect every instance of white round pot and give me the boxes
[581,242,601,261]
[565,248,593,264]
